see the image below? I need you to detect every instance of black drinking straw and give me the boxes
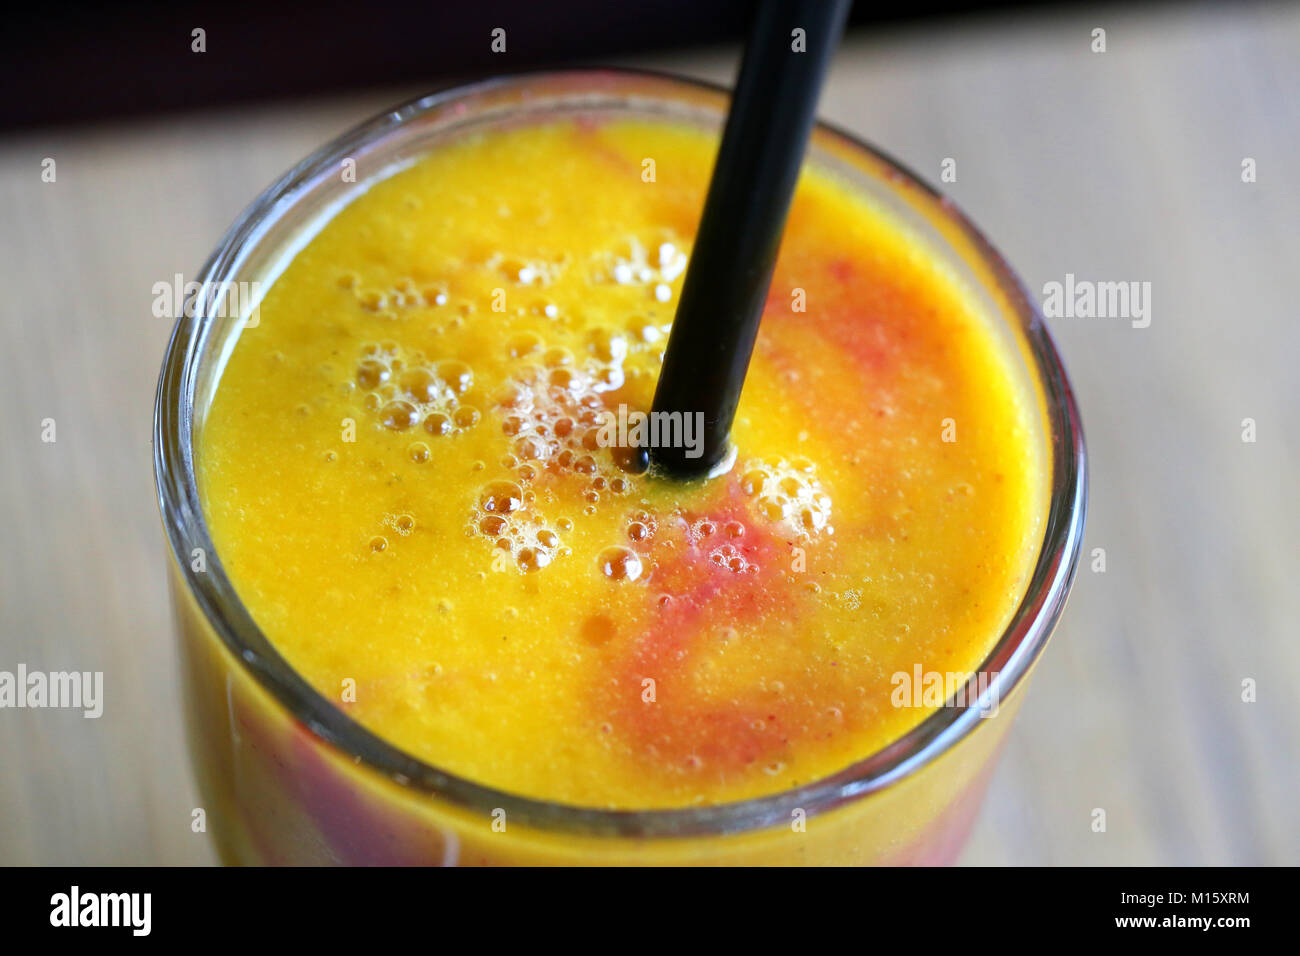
[648,0,851,478]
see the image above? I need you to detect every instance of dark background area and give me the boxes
[5,0,1160,132]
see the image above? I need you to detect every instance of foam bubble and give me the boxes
[598,546,642,582]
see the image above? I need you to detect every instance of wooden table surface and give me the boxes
[1,3,1296,865]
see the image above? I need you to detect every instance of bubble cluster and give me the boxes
[467,327,655,573]
[492,331,641,503]
[342,273,451,319]
[463,317,682,578]
[683,515,757,574]
[355,342,480,439]
[472,480,568,573]
[625,510,657,544]
[593,235,688,305]
[708,543,754,574]
[490,253,565,288]
[739,458,833,538]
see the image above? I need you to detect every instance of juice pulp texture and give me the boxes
[199,118,1045,810]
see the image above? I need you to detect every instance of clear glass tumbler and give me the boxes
[153,69,1087,865]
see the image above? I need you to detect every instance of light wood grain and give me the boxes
[1,3,1296,865]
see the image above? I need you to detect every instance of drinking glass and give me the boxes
[153,69,1087,865]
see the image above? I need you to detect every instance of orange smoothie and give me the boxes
[196,117,1045,817]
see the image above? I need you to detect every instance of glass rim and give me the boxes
[153,67,1088,839]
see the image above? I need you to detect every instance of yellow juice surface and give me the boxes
[198,118,1046,809]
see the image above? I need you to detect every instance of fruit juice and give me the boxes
[195,115,1046,824]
